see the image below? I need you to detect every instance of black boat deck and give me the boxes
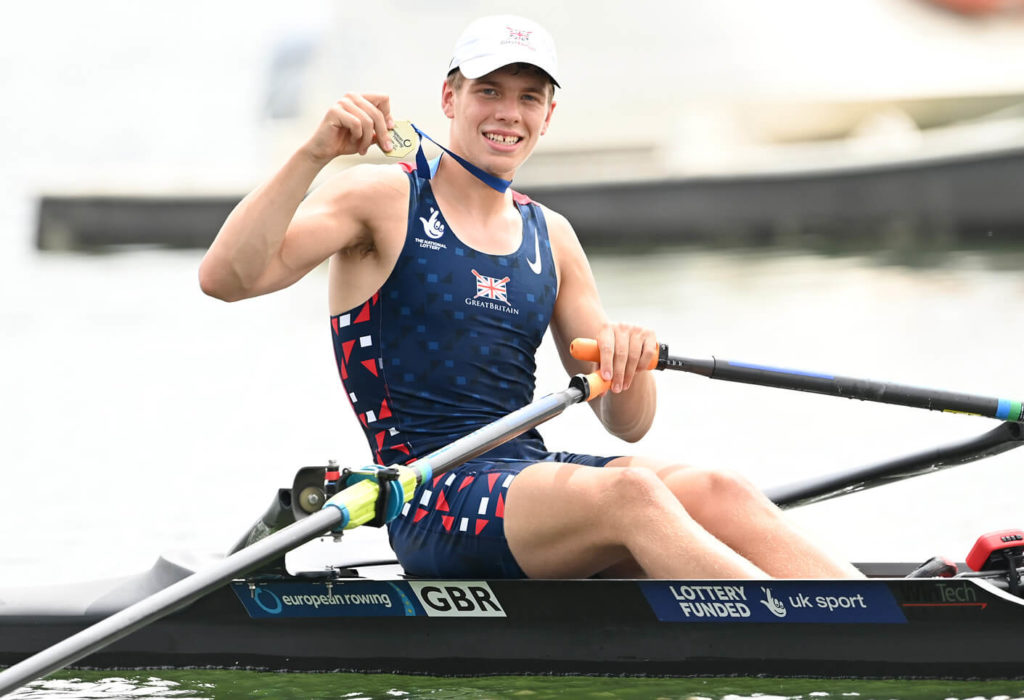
[2,555,1022,679]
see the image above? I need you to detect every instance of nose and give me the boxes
[493,94,521,123]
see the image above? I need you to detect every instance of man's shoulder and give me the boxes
[533,201,573,237]
[317,162,410,200]
[508,190,569,229]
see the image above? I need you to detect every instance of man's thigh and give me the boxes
[503,460,637,578]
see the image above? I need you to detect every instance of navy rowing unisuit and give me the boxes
[330,161,615,578]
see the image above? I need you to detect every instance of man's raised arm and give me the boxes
[199,93,394,302]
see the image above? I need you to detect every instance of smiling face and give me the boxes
[442,64,557,180]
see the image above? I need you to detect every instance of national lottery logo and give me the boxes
[419,207,445,239]
[759,586,787,618]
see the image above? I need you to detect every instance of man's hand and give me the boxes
[594,324,658,394]
[303,93,395,164]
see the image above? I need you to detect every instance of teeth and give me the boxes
[485,133,520,145]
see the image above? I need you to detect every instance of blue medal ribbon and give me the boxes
[411,123,512,193]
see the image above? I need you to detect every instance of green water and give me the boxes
[9,671,1024,700]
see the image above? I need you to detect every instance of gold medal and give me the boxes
[383,120,418,158]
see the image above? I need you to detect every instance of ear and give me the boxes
[441,79,456,119]
[539,99,557,136]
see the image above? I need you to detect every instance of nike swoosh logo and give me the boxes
[526,227,542,275]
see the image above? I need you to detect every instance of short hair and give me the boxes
[446,64,556,103]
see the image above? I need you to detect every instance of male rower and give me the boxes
[199,15,862,580]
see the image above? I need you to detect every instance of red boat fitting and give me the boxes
[966,528,1024,572]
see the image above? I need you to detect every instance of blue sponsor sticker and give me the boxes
[641,581,906,624]
[232,580,422,618]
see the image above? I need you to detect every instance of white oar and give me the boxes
[0,371,609,696]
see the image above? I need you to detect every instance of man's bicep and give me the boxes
[239,209,353,297]
[253,172,381,295]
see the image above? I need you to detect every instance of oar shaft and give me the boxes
[411,379,592,480]
[0,372,607,695]
[568,338,1023,422]
[766,421,1024,509]
[689,357,1023,422]
[0,509,340,696]
[325,379,597,529]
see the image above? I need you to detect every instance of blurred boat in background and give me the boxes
[26,0,1024,251]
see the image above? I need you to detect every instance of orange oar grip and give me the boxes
[569,338,601,363]
[581,371,611,401]
[569,338,659,370]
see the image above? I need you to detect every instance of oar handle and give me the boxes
[574,337,1024,423]
[576,371,613,401]
[568,338,662,370]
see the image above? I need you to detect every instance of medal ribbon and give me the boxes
[410,123,512,194]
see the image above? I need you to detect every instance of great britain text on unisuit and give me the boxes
[464,298,520,314]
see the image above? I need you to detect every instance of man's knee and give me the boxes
[604,466,673,509]
[684,467,766,508]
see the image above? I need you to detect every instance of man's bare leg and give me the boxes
[503,461,767,579]
[608,456,864,579]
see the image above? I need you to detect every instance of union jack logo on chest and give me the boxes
[471,269,511,305]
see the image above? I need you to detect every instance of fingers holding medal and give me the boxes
[383,121,418,159]
[307,93,399,162]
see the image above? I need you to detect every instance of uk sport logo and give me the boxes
[471,269,510,306]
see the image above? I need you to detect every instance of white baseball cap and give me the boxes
[448,15,560,88]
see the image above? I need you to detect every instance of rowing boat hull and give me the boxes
[1,555,1022,678]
